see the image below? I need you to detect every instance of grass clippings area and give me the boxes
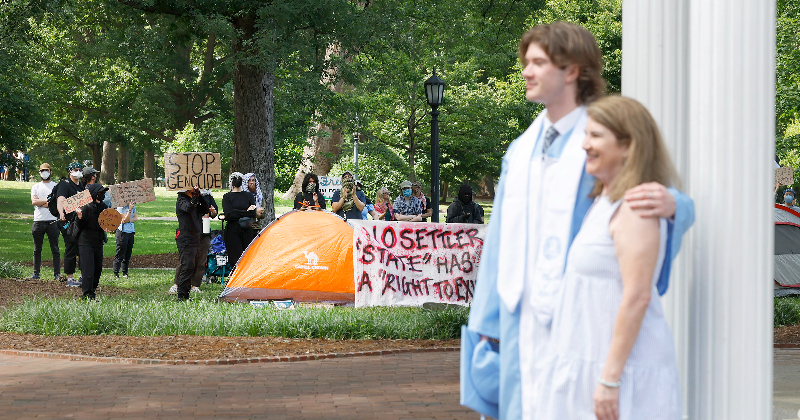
[0,332,459,360]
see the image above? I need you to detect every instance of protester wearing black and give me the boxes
[175,187,210,300]
[293,173,326,210]
[56,162,87,285]
[76,184,109,299]
[223,174,258,269]
[446,183,484,224]
[172,189,218,293]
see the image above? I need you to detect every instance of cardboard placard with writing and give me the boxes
[164,153,222,191]
[351,220,487,307]
[318,176,340,201]
[776,167,795,186]
[98,208,122,232]
[108,178,156,207]
[63,190,92,214]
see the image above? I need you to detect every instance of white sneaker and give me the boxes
[191,286,202,293]
[168,284,178,294]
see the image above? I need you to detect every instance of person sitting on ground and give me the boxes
[331,171,367,220]
[373,187,395,221]
[411,181,433,221]
[75,183,109,300]
[223,172,261,269]
[393,180,423,222]
[29,163,61,281]
[113,201,137,278]
[357,181,382,220]
[777,185,800,212]
[446,183,484,224]
[242,173,266,233]
[293,173,326,210]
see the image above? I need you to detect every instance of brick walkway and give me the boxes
[0,351,476,419]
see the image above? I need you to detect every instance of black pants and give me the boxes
[59,220,79,276]
[113,231,135,275]
[31,221,61,277]
[174,235,210,288]
[79,245,103,299]
[224,224,254,269]
[176,240,204,300]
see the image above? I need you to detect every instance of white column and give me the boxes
[622,1,775,419]
[621,1,691,417]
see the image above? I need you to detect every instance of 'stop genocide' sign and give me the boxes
[108,178,156,207]
[164,153,222,191]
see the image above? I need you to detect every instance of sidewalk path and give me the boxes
[775,349,800,420]
[0,351,474,419]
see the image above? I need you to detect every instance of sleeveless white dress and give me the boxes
[531,196,682,419]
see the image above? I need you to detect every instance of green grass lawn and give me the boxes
[0,180,298,262]
[0,268,468,339]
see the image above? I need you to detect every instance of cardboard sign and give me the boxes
[351,220,487,307]
[164,153,222,190]
[776,167,795,186]
[108,178,156,207]
[63,190,92,214]
[98,208,122,232]
[318,176,340,201]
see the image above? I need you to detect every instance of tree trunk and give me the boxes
[480,175,495,198]
[407,108,417,181]
[232,15,276,222]
[88,142,102,169]
[144,149,155,180]
[282,125,344,199]
[117,144,129,182]
[100,141,116,185]
[282,43,347,200]
[441,181,449,202]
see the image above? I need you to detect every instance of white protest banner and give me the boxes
[351,220,486,307]
[63,190,92,214]
[318,176,340,201]
[108,178,156,207]
[776,167,795,186]
[164,153,222,191]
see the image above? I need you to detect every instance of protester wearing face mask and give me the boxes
[75,183,109,299]
[331,171,366,220]
[56,161,88,287]
[446,183,485,224]
[294,173,326,210]
[28,163,61,281]
[782,188,800,212]
[242,173,267,232]
[393,180,423,222]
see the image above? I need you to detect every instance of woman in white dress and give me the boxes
[532,96,684,420]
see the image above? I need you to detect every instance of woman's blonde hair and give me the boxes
[587,96,681,201]
[375,187,390,205]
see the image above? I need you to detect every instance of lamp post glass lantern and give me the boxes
[424,72,445,222]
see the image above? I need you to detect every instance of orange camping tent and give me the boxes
[219,210,355,303]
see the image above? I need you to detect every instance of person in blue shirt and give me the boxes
[113,202,137,278]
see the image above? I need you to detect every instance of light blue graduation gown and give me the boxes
[462,124,695,419]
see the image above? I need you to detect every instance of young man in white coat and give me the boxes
[460,22,695,420]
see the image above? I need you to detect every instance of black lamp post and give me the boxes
[424,71,445,223]
[353,132,360,181]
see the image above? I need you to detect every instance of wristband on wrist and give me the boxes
[598,377,622,388]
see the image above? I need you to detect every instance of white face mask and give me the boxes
[70,170,82,179]
[40,171,51,180]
